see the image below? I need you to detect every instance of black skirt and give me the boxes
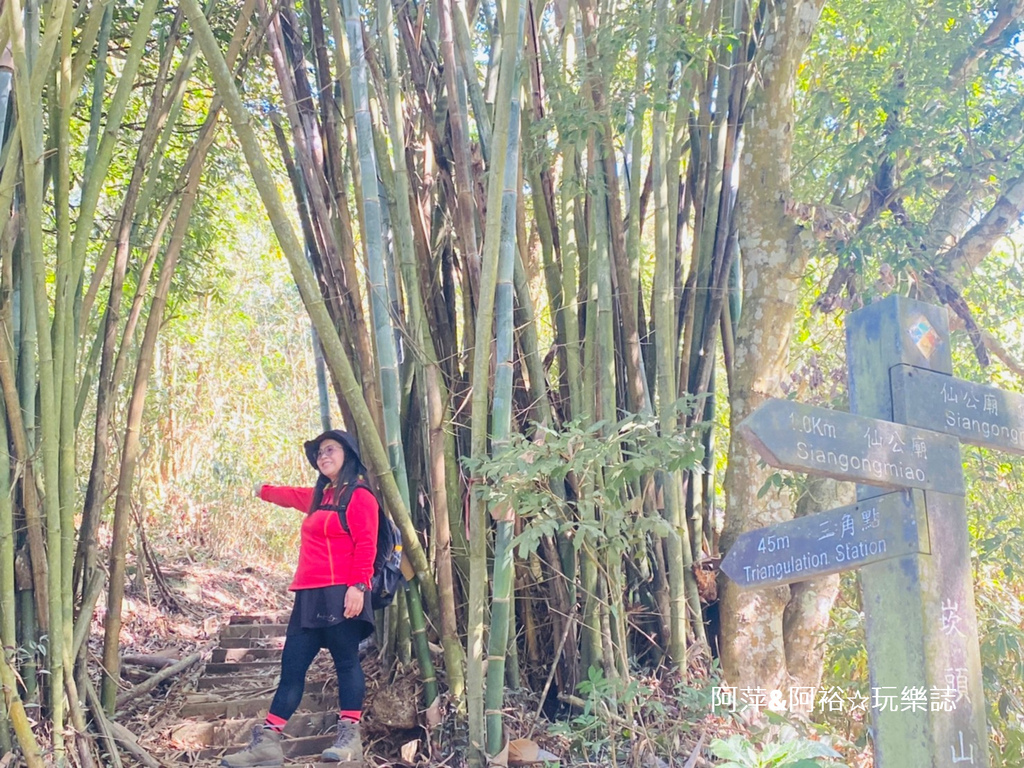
[287,585,374,640]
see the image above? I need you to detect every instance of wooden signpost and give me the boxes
[726,296,1011,767]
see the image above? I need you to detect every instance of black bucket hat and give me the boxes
[304,429,364,472]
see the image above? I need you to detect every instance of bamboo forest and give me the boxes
[0,0,1023,765]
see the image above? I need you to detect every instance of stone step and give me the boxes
[221,623,288,640]
[170,712,336,748]
[205,660,281,676]
[228,615,288,625]
[218,637,287,650]
[212,647,283,664]
[179,692,328,719]
[195,673,279,692]
[178,732,339,762]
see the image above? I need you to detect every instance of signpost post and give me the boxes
[725,295,1010,767]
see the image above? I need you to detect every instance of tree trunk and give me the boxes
[718,0,827,691]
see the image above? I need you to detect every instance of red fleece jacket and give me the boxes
[259,484,379,591]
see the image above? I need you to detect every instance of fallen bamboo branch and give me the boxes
[120,654,180,670]
[557,693,630,726]
[115,651,202,710]
[72,569,105,660]
[62,657,97,768]
[84,676,125,768]
[0,651,45,768]
[106,718,164,768]
[131,498,183,611]
[683,732,707,768]
[528,612,574,737]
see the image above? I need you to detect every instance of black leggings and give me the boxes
[268,621,365,720]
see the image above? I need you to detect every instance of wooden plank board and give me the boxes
[195,674,278,691]
[220,623,289,639]
[179,692,328,719]
[218,637,287,650]
[205,660,280,675]
[212,647,283,663]
[176,733,338,761]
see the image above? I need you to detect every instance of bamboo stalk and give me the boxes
[559,143,584,421]
[484,0,527,753]
[356,0,443,698]
[6,0,69,747]
[0,312,13,754]
[439,0,483,306]
[68,0,160,287]
[453,0,492,160]
[79,0,162,665]
[73,570,104,661]
[650,0,691,663]
[0,215,48,639]
[55,0,79,674]
[520,35,567,408]
[181,0,441,623]
[83,677,126,768]
[576,0,651,417]
[466,0,525,757]
[80,1,112,178]
[337,0,435,665]
[376,0,466,701]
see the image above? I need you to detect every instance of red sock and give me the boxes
[263,713,287,732]
[338,710,362,723]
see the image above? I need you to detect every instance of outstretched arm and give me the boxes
[257,485,314,512]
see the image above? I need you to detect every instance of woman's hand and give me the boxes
[344,586,365,618]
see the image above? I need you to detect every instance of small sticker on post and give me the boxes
[908,316,941,359]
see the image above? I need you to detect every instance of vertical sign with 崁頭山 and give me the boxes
[846,297,988,768]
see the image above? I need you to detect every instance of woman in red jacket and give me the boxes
[223,430,378,768]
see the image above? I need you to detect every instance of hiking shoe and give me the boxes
[321,719,362,762]
[221,726,284,768]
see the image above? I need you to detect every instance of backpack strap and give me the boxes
[318,480,372,534]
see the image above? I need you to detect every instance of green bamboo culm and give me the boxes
[483,0,527,754]
[0,62,15,755]
[54,0,76,682]
[5,0,70,753]
[375,0,466,701]
[338,0,408,516]
[650,0,692,662]
[338,0,438,705]
[0,357,14,754]
[466,0,524,760]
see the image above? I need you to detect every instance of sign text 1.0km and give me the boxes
[738,399,965,495]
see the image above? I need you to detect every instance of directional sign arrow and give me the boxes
[738,399,965,495]
[721,491,927,590]
[892,365,1024,455]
